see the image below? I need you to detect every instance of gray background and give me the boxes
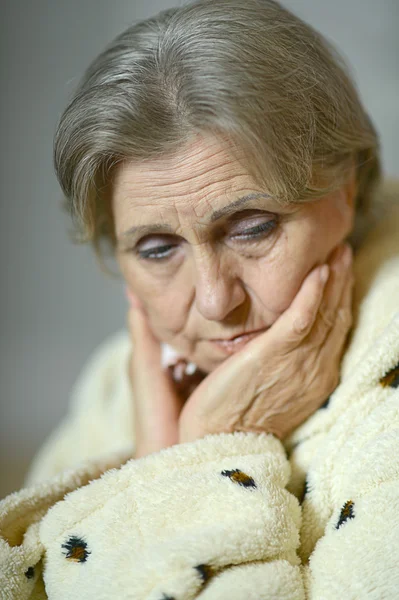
[1,0,398,498]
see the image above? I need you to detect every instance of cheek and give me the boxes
[249,229,315,315]
[251,260,307,316]
[250,215,337,315]
[121,258,191,338]
[145,292,189,339]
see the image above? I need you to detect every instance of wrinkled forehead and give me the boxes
[110,133,255,219]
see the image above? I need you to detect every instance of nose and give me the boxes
[193,248,246,321]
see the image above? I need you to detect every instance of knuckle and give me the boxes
[337,307,353,329]
[319,306,334,328]
[292,310,313,335]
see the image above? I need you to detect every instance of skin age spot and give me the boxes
[112,133,356,374]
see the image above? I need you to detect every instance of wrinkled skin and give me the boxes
[111,133,356,454]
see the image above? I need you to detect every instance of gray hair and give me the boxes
[54,0,381,271]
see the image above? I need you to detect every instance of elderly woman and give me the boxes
[1,0,398,598]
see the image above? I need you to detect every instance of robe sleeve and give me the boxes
[39,432,306,599]
[39,397,399,600]
[4,392,398,599]
[303,392,399,599]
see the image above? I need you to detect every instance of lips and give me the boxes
[208,328,268,354]
[210,328,267,342]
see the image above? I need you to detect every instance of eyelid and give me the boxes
[136,234,179,251]
[135,214,278,256]
[138,245,176,260]
[228,215,277,234]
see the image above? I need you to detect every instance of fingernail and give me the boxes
[320,265,330,283]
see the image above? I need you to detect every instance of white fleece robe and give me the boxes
[0,179,398,600]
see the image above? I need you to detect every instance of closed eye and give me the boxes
[230,219,277,241]
[135,217,278,262]
[138,243,177,260]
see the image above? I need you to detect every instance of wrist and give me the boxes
[178,414,206,444]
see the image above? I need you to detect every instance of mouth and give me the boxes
[210,328,268,342]
[207,328,268,354]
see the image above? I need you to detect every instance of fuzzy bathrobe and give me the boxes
[1,180,398,599]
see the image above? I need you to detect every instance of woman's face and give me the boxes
[112,134,356,373]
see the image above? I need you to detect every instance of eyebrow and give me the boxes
[119,192,272,243]
[210,193,272,221]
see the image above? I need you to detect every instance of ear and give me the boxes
[0,450,132,599]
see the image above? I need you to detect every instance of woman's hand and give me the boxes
[179,243,353,442]
[127,300,183,458]
[126,294,208,458]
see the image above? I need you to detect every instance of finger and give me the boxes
[127,306,185,453]
[127,306,188,407]
[317,243,353,331]
[127,306,175,411]
[258,264,330,354]
[319,266,354,361]
[126,288,161,369]
[236,265,330,367]
[127,305,162,372]
[312,275,354,407]
[125,286,143,310]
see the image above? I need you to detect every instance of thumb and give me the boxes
[238,264,328,360]
[126,303,184,456]
[126,286,194,404]
[125,287,165,374]
[127,304,163,375]
[267,264,329,351]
